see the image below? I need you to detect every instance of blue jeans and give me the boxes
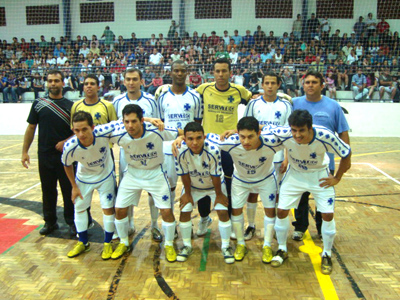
[3,87,18,103]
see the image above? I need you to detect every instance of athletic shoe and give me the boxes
[67,241,90,258]
[196,217,212,236]
[222,247,235,264]
[230,231,237,240]
[101,243,113,260]
[39,223,59,235]
[271,249,288,267]
[321,254,333,275]
[165,245,177,262]
[262,246,273,264]
[292,231,304,241]
[177,246,193,262]
[151,227,163,242]
[244,226,256,241]
[234,244,248,261]
[111,243,129,260]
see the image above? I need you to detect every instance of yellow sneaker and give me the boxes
[165,245,177,262]
[111,243,129,260]
[67,241,90,258]
[262,246,273,264]
[234,244,247,261]
[102,242,113,260]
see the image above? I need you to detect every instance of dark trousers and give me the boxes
[38,153,74,226]
[292,170,334,234]
[33,87,44,99]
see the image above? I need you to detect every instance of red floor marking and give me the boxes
[0,214,38,254]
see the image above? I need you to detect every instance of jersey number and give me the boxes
[247,170,256,175]
[215,114,224,123]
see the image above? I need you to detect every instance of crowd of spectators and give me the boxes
[1,14,399,103]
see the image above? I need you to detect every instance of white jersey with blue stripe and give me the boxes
[175,139,223,190]
[271,125,351,172]
[105,121,179,170]
[207,132,283,184]
[158,86,202,155]
[244,96,292,163]
[112,92,157,119]
[62,125,114,184]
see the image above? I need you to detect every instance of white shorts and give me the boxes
[75,172,116,211]
[164,154,178,189]
[278,166,335,213]
[232,173,278,209]
[380,86,394,93]
[115,165,172,209]
[180,183,228,212]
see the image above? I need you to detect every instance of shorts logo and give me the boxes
[107,193,113,201]
[162,195,169,201]
[327,198,333,205]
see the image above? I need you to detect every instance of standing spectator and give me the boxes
[292,14,302,40]
[353,16,366,40]
[168,20,180,40]
[282,68,298,97]
[366,13,377,37]
[101,26,115,48]
[320,16,331,35]
[351,67,368,101]
[21,70,76,236]
[337,59,349,90]
[307,13,320,41]
[325,71,337,100]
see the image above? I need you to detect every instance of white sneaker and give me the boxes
[177,246,193,262]
[222,246,235,264]
[196,217,212,236]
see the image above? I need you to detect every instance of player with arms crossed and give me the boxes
[242,71,292,240]
[270,110,351,275]
[157,60,204,235]
[62,111,116,259]
[175,122,233,263]
[208,117,283,263]
[107,104,183,262]
[113,68,161,241]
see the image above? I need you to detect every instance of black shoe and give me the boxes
[40,223,59,235]
[69,224,77,236]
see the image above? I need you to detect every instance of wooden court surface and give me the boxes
[0,136,399,300]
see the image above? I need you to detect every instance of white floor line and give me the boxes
[10,182,41,199]
[0,172,37,174]
[365,163,400,185]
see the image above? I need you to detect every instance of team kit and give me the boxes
[56,62,351,277]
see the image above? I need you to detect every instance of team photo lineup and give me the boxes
[21,57,352,278]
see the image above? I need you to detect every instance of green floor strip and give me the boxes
[199,229,211,271]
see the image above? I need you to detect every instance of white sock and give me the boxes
[75,210,88,233]
[148,195,159,229]
[263,215,275,247]
[275,216,289,252]
[322,219,336,257]
[179,221,192,247]
[200,216,209,222]
[103,214,115,233]
[246,202,257,228]
[162,220,176,246]
[115,216,129,246]
[218,220,232,249]
[128,205,134,229]
[231,214,245,245]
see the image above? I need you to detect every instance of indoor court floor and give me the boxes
[0,135,399,300]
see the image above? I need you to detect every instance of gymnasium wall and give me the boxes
[0,0,399,42]
[1,102,399,137]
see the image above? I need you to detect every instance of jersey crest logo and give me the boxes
[146,142,155,150]
[184,103,191,111]
[228,96,234,103]
[100,147,106,153]
[95,112,101,120]
[275,111,281,119]
[259,157,267,163]
[310,152,317,159]
[202,161,209,169]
